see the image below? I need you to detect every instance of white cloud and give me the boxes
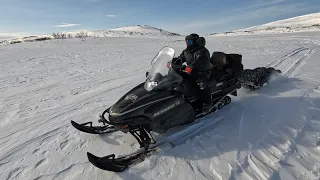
[54,23,81,28]
[106,15,116,18]
[247,0,288,10]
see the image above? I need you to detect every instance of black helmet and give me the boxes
[185,33,200,47]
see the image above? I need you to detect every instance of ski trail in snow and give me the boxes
[267,46,316,78]
[236,109,245,161]
[302,83,320,99]
[166,117,225,147]
[266,47,308,68]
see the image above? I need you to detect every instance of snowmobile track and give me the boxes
[267,46,316,78]
[266,47,308,68]
[301,83,320,99]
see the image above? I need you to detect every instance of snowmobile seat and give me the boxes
[174,51,243,99]
[209,51,243,82]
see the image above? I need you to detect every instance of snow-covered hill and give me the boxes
[1,32,320,180]
[0,33,34,41]
[109,25,181,36]
[209,12,320,36]
[0,25,182,45]
[63,25,181,38]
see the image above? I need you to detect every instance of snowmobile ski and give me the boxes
[71,120,118,134]
[87,145,165,172]
[87,110,225,172]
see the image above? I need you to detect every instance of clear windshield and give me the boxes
[144,47,183,91]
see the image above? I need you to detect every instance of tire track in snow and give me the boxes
[236,108,245,161]
[301,83,320,99]
[4,167,25,180]
[0,126,63,162]
[240,47,315,96]
[266,47,308,68]
[267,46,316,78]
[0,79,133,140]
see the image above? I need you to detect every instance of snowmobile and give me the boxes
[71,46,243,172]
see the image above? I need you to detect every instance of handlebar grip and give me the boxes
[171,64,186,70]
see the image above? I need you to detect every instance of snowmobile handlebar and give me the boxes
[145,62,187,78]
[169,62,186,72]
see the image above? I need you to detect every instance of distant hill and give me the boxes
[0,25,182,45]
[208,12,320,36]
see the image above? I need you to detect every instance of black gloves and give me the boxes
[172,57,182,65]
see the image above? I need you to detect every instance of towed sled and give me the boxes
[71,46,244,172]
[239,67,282,90]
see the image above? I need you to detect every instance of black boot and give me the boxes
[200,88,212,114]
[202,102,212,114]
[196,79,212,114]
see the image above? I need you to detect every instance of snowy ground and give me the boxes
[1,32,320,180]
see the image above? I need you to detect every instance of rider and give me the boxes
[172,33,212,113]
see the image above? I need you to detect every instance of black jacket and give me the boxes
[177,37,211,79]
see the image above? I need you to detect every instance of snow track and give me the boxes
[267,46,316,77]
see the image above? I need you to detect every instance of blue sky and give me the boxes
[0,0,319,37]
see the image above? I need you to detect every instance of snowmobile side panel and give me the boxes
[107,95,195,134]
[109,83,179,116]
[222,84,239,96]
[146,96,195,133]
[106,94,181,127]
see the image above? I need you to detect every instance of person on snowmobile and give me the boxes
[172,33,213,113]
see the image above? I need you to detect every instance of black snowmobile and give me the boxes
[71,46,244,172]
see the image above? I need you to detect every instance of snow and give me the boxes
[1,31,320,180]
[209,12,320,36]
[110,25,167,33]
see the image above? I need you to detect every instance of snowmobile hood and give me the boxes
[109,83,177,117]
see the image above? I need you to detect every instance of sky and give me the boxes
[0,0,319,38]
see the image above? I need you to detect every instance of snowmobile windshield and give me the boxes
[144,47,183,91]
